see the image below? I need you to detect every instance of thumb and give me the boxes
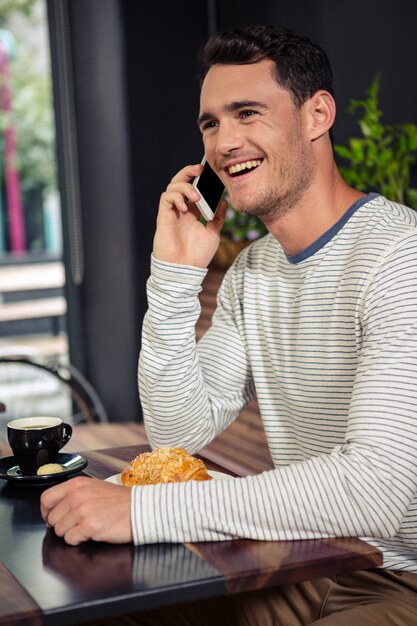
[208,198,228,234]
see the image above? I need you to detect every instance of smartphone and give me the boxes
[192,156,225,221]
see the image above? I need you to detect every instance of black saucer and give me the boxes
[0,453,88,485]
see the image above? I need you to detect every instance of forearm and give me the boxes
[139,257,208,450]
[139,257,251,453]
[131,442,413,545]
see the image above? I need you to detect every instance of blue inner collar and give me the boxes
[287,193,379,264]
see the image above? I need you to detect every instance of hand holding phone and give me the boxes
[192,156,225,221]
[153,161,227,268]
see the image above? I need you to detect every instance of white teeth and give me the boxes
[228,159,262,175]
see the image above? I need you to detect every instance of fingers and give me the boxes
[212,198,228,227]
[205,198,228,234]
[40,477,133,545]
[41,477,86,527]
[160,185,199,214]
[40,478,90,544]
[49,510,87,545]
[43,495,80,539]
[159,164,203,215]
[61,524,91,546]
[40,476,82,521]
[169,163,202,185]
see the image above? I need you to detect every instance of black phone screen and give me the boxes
[197,161,225,211]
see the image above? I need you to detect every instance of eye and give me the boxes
[239,110,258,120]
[200,120,218,133]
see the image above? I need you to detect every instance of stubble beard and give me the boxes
[229,142,315,224]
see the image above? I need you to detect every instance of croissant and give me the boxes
[121,447,212,486]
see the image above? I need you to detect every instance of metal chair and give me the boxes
[0,349,108,450]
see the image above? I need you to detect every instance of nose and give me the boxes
[213,120,244,156]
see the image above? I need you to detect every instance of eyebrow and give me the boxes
[197,100,269,128]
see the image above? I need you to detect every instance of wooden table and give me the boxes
[0,444,383,626]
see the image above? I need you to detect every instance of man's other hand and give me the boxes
[40,476,133,545]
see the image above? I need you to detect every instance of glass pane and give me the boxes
[0,0,68,418]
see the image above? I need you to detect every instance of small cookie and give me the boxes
[37,463,64,476]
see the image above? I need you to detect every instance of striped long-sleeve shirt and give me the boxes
[136,193,417,572]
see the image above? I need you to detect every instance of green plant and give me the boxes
[11,60,56,197]
[0,0,37,25]
[334,75,417,210]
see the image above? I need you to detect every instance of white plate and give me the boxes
[105,469,233,485]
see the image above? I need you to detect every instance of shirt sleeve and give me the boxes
[133,235,417,546]
[138,256,254,454]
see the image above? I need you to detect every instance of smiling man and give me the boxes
[198,61,317,225]
[41,26,417,625]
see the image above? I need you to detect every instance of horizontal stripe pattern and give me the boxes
[137,195,417,571]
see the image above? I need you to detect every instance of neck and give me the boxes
[266,162,365,256]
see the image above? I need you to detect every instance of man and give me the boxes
[41,26,417,624]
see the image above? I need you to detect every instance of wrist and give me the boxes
[151,254,209,275]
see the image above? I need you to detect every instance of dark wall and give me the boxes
[121,0,209,269]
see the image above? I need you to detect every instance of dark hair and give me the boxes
[199,25,334,108]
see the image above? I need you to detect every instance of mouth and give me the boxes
[225,159,263,178]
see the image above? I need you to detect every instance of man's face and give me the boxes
[198,60,315,222]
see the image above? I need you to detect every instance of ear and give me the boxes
[305,90,335,141]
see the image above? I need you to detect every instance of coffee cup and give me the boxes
[7,416,73,476]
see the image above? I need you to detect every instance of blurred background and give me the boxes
[0,0,416,425]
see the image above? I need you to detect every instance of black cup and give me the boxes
[7,416,73,476]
